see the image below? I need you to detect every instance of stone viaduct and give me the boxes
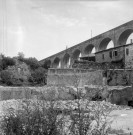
[40,20,133,68]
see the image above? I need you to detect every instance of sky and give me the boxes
[0,0,133,60]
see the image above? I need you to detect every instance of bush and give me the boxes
[30,67,47,85]
[2,56,15,70]
[21,57,40,71]
[0,99,63,135]
[0,69,25,86]
[0,70,13,85]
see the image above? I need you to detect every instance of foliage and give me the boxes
[0,99,63,135]
[65,71,113,135]
[0,70,24,86]
[1,56,16,70]
[0,70,13,85]
[18,52,25,61]
[0,53,49,86]
[0,97,115,135]
[30,67,47,85]
[18,52,25,59]
[0,62,31,86]
[0,71,115,135]
[42,62,50,69]
[20,57,40,71]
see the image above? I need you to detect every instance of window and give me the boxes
[114,50,118,57]
[126,48,129,55]
[109,51,112,58]
[102,54,104,60]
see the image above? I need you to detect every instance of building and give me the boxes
[95,43,133,68]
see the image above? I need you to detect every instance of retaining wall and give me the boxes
[0,86,75,101]
[47,68,133,87]
[47,68,103,87]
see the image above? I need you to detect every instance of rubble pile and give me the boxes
[54,99,127,112]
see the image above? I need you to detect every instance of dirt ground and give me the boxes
[110,109,133,134]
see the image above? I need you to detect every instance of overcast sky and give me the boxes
[0,0,133,60]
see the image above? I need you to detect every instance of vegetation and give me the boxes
[0,66,131,135]
[29,67,47,85]
[0,53,47,86]
[0,100,62,135]
[0,55,15,70]
[0,97,115,135]
[0,70,13,85]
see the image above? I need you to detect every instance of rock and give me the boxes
[106,86,133,105]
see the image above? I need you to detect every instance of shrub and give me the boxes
[30,67,47,85]
[2,56,15,70]
[0,70,25,86]
[0,70,13,85]
[0,99,63,135]
[21,57,40,71]
[66,71,114,135]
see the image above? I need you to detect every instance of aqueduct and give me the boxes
[40,20,133,68]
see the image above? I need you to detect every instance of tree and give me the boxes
[23,57,40,70]
[30,67,47,85]
[1,56,16,70]
[18,52,25,61]
[0,70,13,85]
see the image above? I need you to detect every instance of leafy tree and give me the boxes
[18,52,25,61]
[1,56,16,70]
[21,57,40,70]
[0,70,13,85]
[30,67,47,85]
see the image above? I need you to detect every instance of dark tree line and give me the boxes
[0,53,47,86]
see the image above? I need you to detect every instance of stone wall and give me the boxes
[107,69,133,86]
[47,68,103,87]
[0,85,75,101]
[125,45,133,68]
[47,68,133,87]
[72,60,123,70]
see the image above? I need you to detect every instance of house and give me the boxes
[95,43,133,68]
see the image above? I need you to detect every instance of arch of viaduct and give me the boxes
[40,20,133,68]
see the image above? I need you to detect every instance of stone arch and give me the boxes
[84,44,96,55]
[118,29,133,46]
[99,38,114,51]
[62,53,71,68]
[53,57,61,68]
[126,33,133,44]
[72,49,81,61]
[43,60,51,69]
